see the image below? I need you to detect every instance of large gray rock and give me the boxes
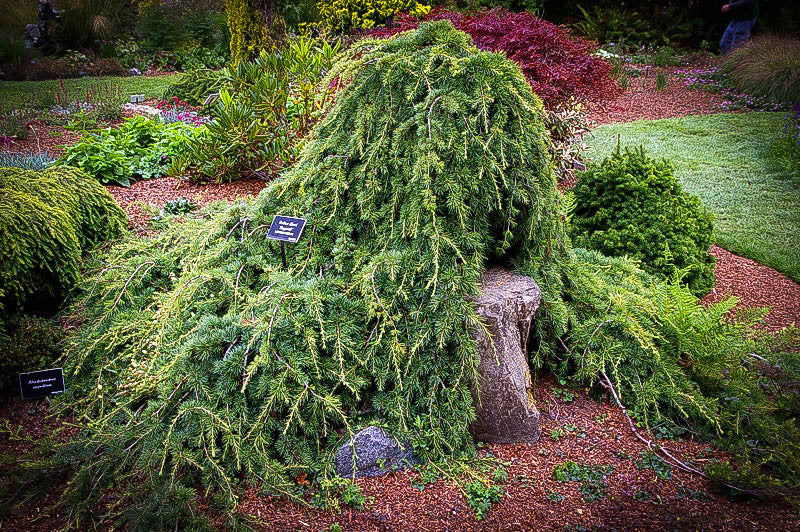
[335,426,417,478]
[470,268,541,443]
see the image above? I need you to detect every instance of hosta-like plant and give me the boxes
[58,116,199,186]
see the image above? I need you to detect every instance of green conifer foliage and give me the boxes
[570,145,716,296]
[52,23,799,525]
[58,21,569,521]
[0,166,126,316]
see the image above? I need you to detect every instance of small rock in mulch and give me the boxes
[703,245,800,330]
[335,426,417,478]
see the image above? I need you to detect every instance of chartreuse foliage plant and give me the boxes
[317,0,431,34]
[37,22,800,528]
[0,166,126,316]
[226,0,286,65]
[571,145,716,296]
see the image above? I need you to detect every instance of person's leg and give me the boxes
[730,18,757,51]
[720,21,736,54]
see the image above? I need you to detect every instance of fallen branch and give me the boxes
[600,370,707,478]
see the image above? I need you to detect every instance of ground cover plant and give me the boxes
[771,103,800,177]
[583,112,800,283]
[58,116,201,186]
[677,66,790,113]
[571,145,716,296]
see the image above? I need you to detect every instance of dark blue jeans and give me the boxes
[720,18,757,54]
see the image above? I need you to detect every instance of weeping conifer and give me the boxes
[52,21,799,525]
[58,21,570,522]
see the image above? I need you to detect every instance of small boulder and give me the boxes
[470,268,541,443]
[335,426,417,478]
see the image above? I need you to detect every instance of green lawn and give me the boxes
[0,74,182,112]
[584,112,800,282]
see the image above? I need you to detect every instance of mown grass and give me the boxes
[584,112,800,282]
[0,74,182,112]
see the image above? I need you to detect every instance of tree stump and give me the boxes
[470,268,541,443]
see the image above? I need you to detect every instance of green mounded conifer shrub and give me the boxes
[162,68,226,107]
[570,145,716,296]
[53,21,570,526]
[39,22,800,527]
[0,166,126,317]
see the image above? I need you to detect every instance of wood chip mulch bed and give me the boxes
[585,65,734,126]
[2,123,82,158]
[106,176,269,235]
[703,245,800,331]
[233,375,800,531]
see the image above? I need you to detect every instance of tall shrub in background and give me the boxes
[138,0,229,54]
[53,0,128,52]
[317,0,430,34]
[226,0,286,64]
[371,7,618,109]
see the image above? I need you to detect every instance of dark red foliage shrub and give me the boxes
[370,8,619,108]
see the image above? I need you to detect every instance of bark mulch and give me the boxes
[703,245,800,331]
[234,376,800,531]
[1,123,82,158]
[106,176,269,235]
[585,65,733,126]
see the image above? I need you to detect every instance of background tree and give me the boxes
[225,0,286,64]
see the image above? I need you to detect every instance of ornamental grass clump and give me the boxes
[55,21,569,526]
[723,35,800,105]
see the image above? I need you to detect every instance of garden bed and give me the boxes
[585,64,736,125]
[1,43,798,527]
[3,374,798,531]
